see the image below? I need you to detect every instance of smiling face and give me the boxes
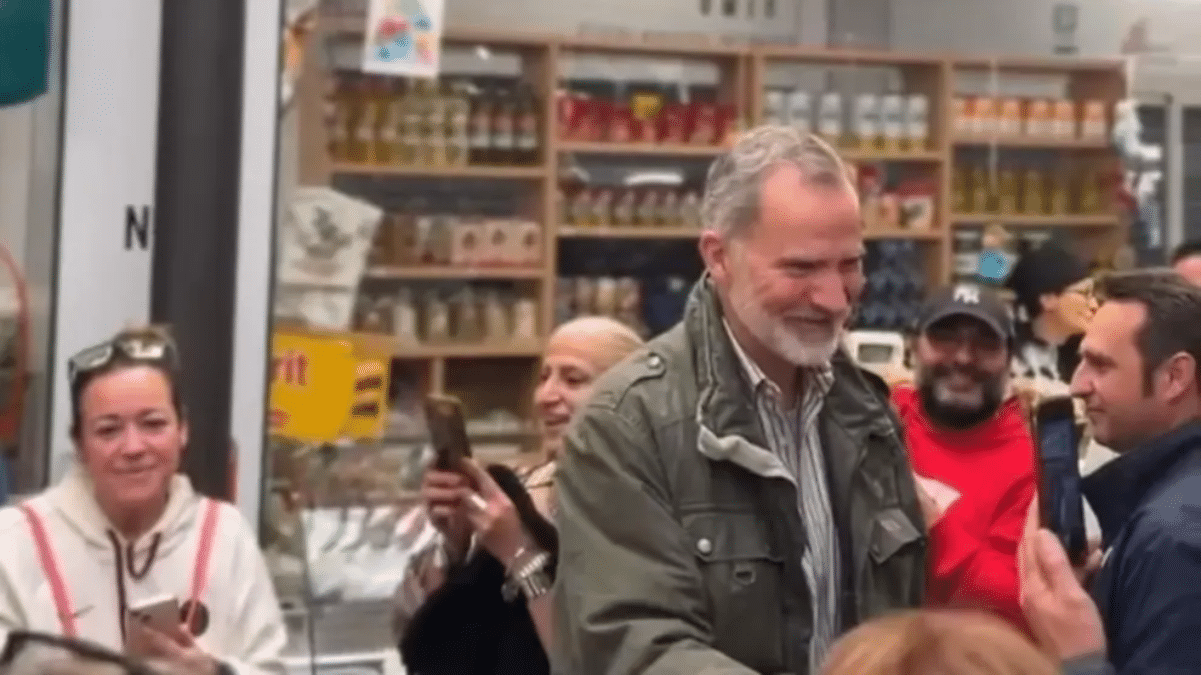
[913,315,1010,429]
[703,163,864,368]
[73,365,185,519]
[1043,277,1095,336]
[533,332,607,457]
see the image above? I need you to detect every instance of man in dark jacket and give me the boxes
[1019,269,1201,675]
[552,126,927,675]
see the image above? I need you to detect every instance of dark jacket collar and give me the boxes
[1082,419,1201,546]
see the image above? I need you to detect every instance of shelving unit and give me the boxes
[290,15,1127,447]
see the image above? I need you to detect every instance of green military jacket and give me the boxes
[553,279,927,675]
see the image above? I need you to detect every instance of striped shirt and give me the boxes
[725,324,839,672]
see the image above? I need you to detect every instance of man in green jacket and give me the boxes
[552,126,928,675]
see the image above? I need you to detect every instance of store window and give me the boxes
[0,0,64,496]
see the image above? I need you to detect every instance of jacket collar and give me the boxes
[685,277,893,477]
[1082,419,1201,546]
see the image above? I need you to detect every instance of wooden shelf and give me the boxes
[294,20,1128,419]
[364,266,545,280]
[558,142,725,157]
[331,162,546,179]
[558,226,700,239]
[952,213,1120,228]
[953,136,1110,150]
[865,229,944,240]
[842,148,943,163]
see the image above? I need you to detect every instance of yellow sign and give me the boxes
[269,329,392,443]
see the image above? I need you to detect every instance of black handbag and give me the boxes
[399,464,557,675]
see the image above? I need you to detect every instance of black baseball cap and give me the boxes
[914,283,1014,341]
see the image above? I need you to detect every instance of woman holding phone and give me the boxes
[394,316,644,675]
[0,327,286,675]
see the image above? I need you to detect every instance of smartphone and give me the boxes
[424,394,472,471]
[127,594,180,632]
[1033,397,1088,565]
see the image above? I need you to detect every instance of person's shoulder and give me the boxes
[585,326,689,414]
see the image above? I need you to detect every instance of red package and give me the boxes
[690,103,718,145]
[659,103,689,143]
[715,104,737,146]
[609,107,634,143]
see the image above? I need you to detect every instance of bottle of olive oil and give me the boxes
[996,167,1018,214]
[1048,168,1071,215]
[1078,169,1102,214]
[970,167,991,214]
[952,168,970,214]
[1022,168,1046,214]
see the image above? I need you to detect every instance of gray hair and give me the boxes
[701,125,850,238]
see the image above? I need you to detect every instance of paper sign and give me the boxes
[362,0,446,79]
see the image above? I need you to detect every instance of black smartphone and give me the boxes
[424,394,472,471]
[1033,396,1088,565]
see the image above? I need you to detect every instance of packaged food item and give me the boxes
[691,103,718,145]
[998,98,1022,137]
[905,95,929,150]
[450,219,485,267]
[659,103,689,143]
[880,94,905,151]
[970,96,996,137]
[1052,100,1077,139]
[1080,100,1108,140]
[612,190,637,227]
[817,92,843,145]
[787,90,812,134]
[1025,99,1051,137]
[996,168,1018,214]
[514,220,542,267]
[952,97,973,136]
[764,90,787,126]
[952,169,970,213]
[898,179,937,230]
[853,94,880,150]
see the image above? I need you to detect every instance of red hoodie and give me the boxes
[891,385,1036,633]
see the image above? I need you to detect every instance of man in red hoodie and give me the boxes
[891,283,1036,632]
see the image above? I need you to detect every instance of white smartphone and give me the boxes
[127,594,180,632]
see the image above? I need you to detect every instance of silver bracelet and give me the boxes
[501,550,552,602]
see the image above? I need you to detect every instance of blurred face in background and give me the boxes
[913,315,1009,429]
[705,165,865,367]
[1042,277,1095,336]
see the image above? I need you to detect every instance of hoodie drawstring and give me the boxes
[107,530,162,642]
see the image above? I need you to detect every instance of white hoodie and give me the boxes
[0,466,286,675]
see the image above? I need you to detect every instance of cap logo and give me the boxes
[953,284,981,304]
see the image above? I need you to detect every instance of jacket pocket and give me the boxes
[682,510,786,673]
[861,507,925,617]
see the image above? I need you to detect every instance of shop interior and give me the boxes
[0,0,1194,672]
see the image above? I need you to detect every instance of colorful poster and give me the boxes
[361,0,446,79]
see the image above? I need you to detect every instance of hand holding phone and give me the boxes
[127,594,181,633]
[1033,397,1088,566]
[424,394,472,471]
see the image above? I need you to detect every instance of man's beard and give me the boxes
[917,365,1005,430]
[727,280,842,367]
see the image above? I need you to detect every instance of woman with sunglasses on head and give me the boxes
[0,328,286,675]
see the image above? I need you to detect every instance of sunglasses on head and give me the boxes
[67,333,178,388]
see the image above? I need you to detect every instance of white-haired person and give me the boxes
[394,316,645,675]
[0,327,286,675]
